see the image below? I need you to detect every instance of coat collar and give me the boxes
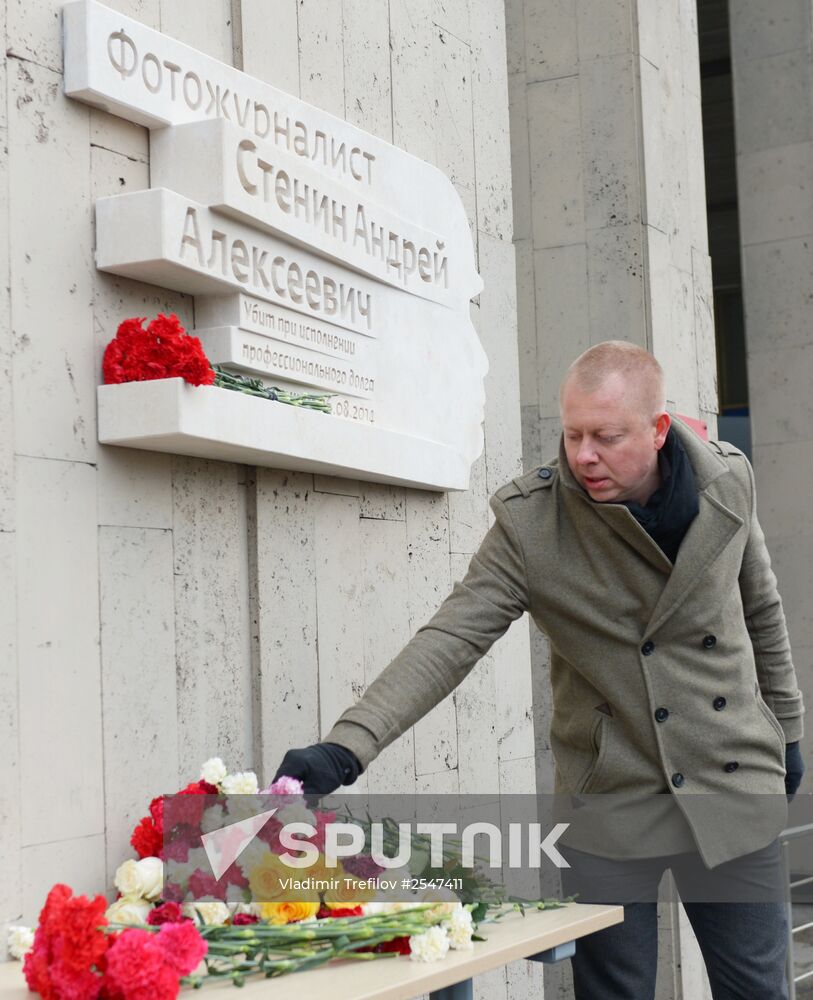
[555,417,744,633]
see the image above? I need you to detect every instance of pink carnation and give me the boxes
[261,776,304,796]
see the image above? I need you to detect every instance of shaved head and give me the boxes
[560,341,666,419]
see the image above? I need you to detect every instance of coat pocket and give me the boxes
[577,711,612,794]
[755,685,786,757]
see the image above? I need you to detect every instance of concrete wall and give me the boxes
[730,0,813,779]
[0,2,539,996]
[505,0,717,996]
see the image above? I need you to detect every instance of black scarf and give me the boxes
[620,427,699,564]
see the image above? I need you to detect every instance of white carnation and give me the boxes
[409,925,450,962]
[443,906,474,950]
[106,896,152,926]
[200,757,228,787]
[200,803,226,834]
[220,771,259,795]
[7,926,34,960]
[182,901,230,925]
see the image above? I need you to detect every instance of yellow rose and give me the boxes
[247,852,317,903]
[323,870,377,908]
[256,900,320,925]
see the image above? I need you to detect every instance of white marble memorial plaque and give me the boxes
[65,0,488,491]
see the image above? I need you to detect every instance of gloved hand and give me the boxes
[785,741,805,800]
[272,743,363,797]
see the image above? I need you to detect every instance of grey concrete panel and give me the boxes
[253,469,320,781]
[528,76,585,250]
[359,484,406,521]
[343,0,392,142]
[533,243,589,418]
[0,532,21,936]
[99,526,179,886]
[742,236,813,352]
[748,344,813,446]
[575,0,634,63]
[17,457,104,846]
[297,0,345,118]
[407,490,457,776]
[9,60,96,462]
[524,0,578,83]
[433,0,470,43]
[478,233,523,491]
[22,835,106,927]
[738,141,813,246]
[448,448,489,553]
[241,0,299,91]
[753,441,813,540]
[313,491,365,763]
[433,25,475,192]
[692,247,718,415]
[504,0,525,77]
[586,222,647,347]
[508,73,532,243]
[389,0,436,163]
[581,53,642,233]
[730,0,812,61]
[733,49,813,156]
[472,1,513,242]
[160,0,233,63]
[0,125,11,532]
[514,239,538,406]
[360,515,415,794]
[172,457,252,776]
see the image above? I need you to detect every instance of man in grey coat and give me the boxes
[274,341,806,999]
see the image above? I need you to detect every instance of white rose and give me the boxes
[443,907,474,950]
[114,857,164,901]
[277,802,315,826]
[200,757,228,787]
[182,901,230,926]
[138,857,164,901]
[106,896,152,926]
[409,925,450,962]
[113,859,143,898]
[220,771,259,795]
[7,926,34,960]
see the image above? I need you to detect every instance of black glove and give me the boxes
[272,743,363,797]
[785,741,805,800]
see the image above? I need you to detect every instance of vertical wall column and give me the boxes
[506,1,717,997]
[730,1,813,744]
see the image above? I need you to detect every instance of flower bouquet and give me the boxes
[102,313,333,412]
[8,757,573,997]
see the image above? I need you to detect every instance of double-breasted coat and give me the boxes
[325,419,805,867]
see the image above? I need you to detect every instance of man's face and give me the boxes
[560,373,670,504]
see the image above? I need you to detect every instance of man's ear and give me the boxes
[654,412,671,449]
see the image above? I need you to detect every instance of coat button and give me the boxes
[538,467,552,480]
[654,707,669,722]
[703,634,717,649]
[724,761,739,773]
[671,772,685,788]
[641,640,655,656]
[713,696,727,711]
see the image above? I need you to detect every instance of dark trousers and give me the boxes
[559,840,789,1000]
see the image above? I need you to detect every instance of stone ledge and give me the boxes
[97,379,468,492]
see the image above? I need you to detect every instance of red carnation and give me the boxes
[154,921,208,977]
[147,902,188,926]
[102,929,180,1000]
[231,913,259,925]
[102,313,215,387]
[130,815,163,861]
[23,884,110,1000]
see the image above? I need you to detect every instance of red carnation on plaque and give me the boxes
[102,313,215,387]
